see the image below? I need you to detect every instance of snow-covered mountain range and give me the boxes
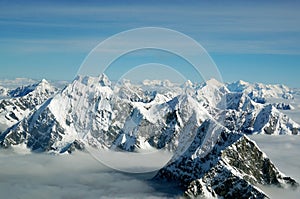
[0,79,57,132]
[0,75,299,198]
[227,80,294,102]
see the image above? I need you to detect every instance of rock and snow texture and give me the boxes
[0,75,299,152]
[0,79,57,132]
[0,75,299,198]
[272,102,294,110]
[227,80,294,103]
[0,75,114,152]
[0,75,213,153]
[154,120,298,198]
[0,85,8,99]
[222,92,300,135]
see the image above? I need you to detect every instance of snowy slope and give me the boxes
[114,93,212,153]
[0,75,214,153]
[221,92,300,135]
[154,120,298,198]
[0,86,8,100]
[0,75,299,198]
[0,76,299,152]
[195,78,229,108]
[0,79,57,132]
[0,75,115,152]
[227,80,294,103]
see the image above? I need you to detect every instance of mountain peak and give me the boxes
[227,80,294,101]
[8,79,54,98]
[183,80,193,87]
[0,76,299,198]
[38,78,49,85]
[73,74,111,87]
[236,80,249,85]
[98,73,111,87]
[35,79,52,90]
[226,80,250,93]
[205,78,224,87]
[0,79,57,131]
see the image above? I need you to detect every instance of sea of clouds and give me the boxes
[0,150,181,199]
[0,135,299,199]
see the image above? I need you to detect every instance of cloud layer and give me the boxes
[0,151,181,199]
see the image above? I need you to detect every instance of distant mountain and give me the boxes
[0,78,36,89]
[0,79,57,132]
[272,102,294,110]
[227,80,294,103]
[0,85,8,99]
[221,92,299,135]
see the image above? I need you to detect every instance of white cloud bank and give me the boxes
[0,135,299,199]
[0,151,181,199]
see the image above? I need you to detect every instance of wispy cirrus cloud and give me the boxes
[0,1,300,86]
[1,2,299,55]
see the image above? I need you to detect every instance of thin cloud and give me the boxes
[0,0,299,86]
[0,2,299,55]
[0,151,180,199]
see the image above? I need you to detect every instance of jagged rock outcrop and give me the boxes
[154,120,298,198]
[221,92,299,135]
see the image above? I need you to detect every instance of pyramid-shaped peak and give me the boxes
[8,78,54,98]
[40,79,48,83]
[98,73,111,87]
[36,79,51,87]
[35,78,55,91]
[183,80,193,87]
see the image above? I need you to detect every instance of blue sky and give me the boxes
[0,0,300,87]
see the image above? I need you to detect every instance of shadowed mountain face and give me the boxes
[154,120,298,198]
[0,75,299,198]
